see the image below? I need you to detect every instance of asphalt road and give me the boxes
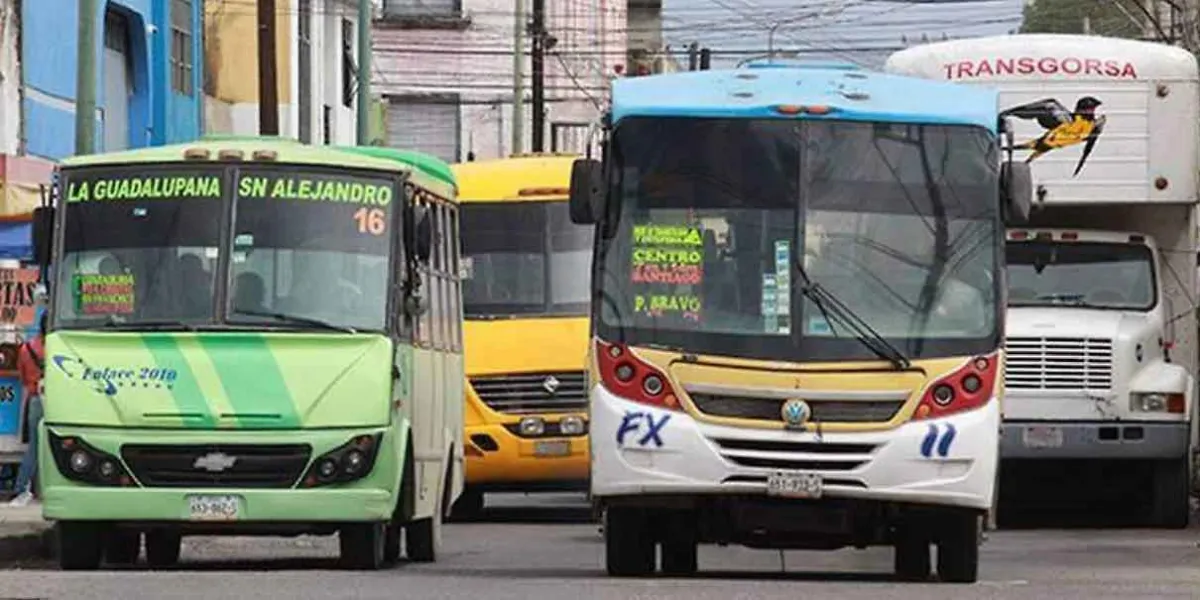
[3,493,1200,599]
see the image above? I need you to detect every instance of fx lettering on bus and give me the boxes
[616,410,670,448]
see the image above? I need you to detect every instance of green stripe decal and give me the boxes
[199,335,301,428]
[140,335,218,428]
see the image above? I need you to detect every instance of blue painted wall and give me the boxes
[21,0,204,161]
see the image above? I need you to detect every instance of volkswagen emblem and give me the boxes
[193,452,238,473]
[542,375,561,395]
[781,399,811,429]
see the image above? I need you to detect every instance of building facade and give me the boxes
[205,0,368,144]
[371,0,629,162]
[20,0,204,161]
[0,0,18,156]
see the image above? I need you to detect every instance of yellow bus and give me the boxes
[448,154,593,516]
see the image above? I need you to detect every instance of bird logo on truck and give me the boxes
[1000,96,1105,177]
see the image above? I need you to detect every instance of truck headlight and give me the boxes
[1131,392,1185,413]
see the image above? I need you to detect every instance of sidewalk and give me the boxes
[0,502,53,562]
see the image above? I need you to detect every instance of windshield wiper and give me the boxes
[232,309,357,334]
[97,317,197,332]
[793,260,911,370]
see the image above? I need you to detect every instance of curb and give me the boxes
[0,524,54,562]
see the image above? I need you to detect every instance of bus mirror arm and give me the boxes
[569,158,604,225]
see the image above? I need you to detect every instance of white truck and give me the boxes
[886,33,1199,527]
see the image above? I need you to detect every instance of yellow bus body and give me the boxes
[451,155,591,509]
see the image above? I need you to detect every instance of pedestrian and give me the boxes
[9,313,45,506]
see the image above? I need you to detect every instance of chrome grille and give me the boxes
[470,371,588,414]
[709,438,877,472]
[690,393,903,424]
[1004,337,1114,390]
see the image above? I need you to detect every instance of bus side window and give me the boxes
[430,201,446,351]
[417,197,434,348]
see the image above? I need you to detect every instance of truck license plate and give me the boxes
[766,471,823,499]
[187,494,241,521]
[533,440,570,457]
[1022,426,1064,449]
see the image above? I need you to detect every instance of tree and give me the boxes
[1020,0,1148,39]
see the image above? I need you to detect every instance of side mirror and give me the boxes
[31,206,54,267]
[414,206,433,264]
[569,158,604,225]
[1001,161,1033,225]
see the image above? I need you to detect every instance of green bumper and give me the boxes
[38,424,404,523]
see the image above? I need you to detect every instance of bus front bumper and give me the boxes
[464,423,590,490]
[38,424,400,523]
[589,385,999,511]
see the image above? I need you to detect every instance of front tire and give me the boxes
[1149,457,1190,529]
[406,511,442,562]
[935,511,980,583]
[604,506,654,577]
[57,522,104,571]
[448,488,483,522]
[340,522,386,570]
[893,524,931,582]
[659,511,698,576]
[144,529,182,568]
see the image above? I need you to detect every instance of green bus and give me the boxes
[30,138,466,571]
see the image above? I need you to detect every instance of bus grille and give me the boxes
[120,444,312,488]
[1004,337,1114,391]
[709,438,878,472]
[689,393,903,424]
[470,371,588,414]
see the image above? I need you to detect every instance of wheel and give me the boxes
[604,506,654,577]
[144,529,182,568]
[448,488,483,522]
[57,522,104,571]
[408,460,452,562]
[1149,457,1190,529]
[935,511,980,583]
[383,521,402,565]
[659,511,698,577]
[893,525,931,582]
[104,529,141,566]
[406,512,442,562]
[340,522,386,570]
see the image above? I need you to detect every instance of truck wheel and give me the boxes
[104,529,141,566]
[383,521,402,565]
[659,511,698,577]
[449,488,483,522]
[145,529,182,568]
[605,506,654,577]
[57,522,103,571]
[408,461,451,563]
[935,512,980,583]
[340,522,386,570]
[893,526,931,582]
[1150,457,1190,529]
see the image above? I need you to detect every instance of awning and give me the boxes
[0,154,55,219]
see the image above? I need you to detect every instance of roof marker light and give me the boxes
[773,104,833,115]
[183,148,211,160]
[252,149,278,161]
[1008,230,1029,240]
[217,149,245,161]
[1034,232,1053,241]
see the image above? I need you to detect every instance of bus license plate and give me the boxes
[534,440,570,457]
[188,495,241,521]
[1022,426,1064,449]
[766,471,823,499]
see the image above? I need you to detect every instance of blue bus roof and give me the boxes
[610,64,999,132]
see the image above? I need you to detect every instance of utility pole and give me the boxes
[257,0,280,135]
[530,0,546,152]
[75,0,98,155]
[356,0,372,145]
[511,0,525,154]
[687,42,699,70]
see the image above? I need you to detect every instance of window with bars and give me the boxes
[170,0,194,95]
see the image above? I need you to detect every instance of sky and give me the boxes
[661,0,1026,69]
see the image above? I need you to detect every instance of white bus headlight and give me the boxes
[560,416,585,436]
[519,416,545,436]
[1130,392,1183,413]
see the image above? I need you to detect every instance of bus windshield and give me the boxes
[1007,241,1156,310]
[53,165,226,328]
[227,167,397,332]
[596,117,1001,362]
[460,200,593,318]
